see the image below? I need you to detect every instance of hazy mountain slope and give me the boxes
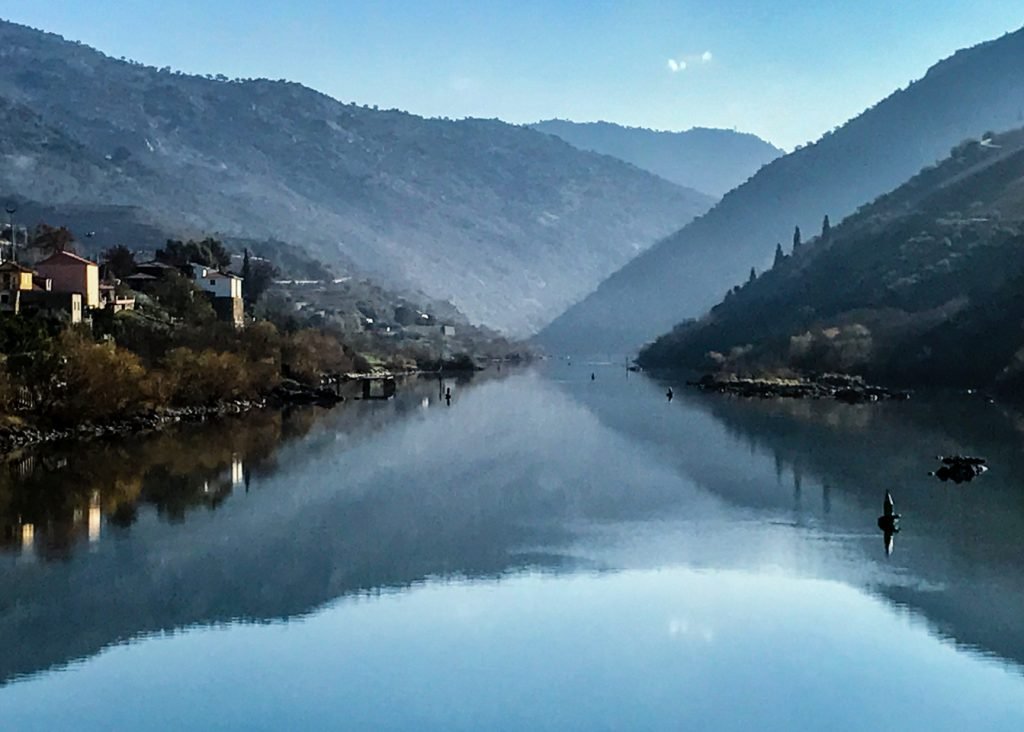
[638,127,1024,389]
[538,26,1024,353]
[0,21,713,335]
[531,120,782,197]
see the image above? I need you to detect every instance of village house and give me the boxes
[189,262,244,327]
[0,261,34,314]
[0,260,83,323]
[35,251,101,309]
[98,283,135,312]
[20,290,83,324]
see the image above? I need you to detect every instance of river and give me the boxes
[1,364,1023,730]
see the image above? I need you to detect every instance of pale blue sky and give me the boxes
[1,1,1021,149]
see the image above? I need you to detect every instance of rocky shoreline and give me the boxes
[0,399,273,453]
[0,361,514,453]
[689,373,911,403]
[0,377,365,452]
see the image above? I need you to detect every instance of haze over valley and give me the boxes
[5,5,1024,730]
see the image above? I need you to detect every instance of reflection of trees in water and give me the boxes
[0,370,494,562]
[0,409,308,560]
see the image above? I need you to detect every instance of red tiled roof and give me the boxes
[37,250,98,267]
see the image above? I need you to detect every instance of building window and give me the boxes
[210,279,216,286]
[0,294,8,304]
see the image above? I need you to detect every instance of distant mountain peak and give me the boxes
[530,119,783,197]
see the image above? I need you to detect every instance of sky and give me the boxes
[0,1,1021,150]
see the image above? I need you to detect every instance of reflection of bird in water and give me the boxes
[666,387,674,402]
[877,490,900,556]
[445,387,452,406]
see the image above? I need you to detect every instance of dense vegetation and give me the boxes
[0,313,356,425]
[0,20,713,334]
[0,232,527,426]
[539,25,1024,353]
[638,128,1024,391]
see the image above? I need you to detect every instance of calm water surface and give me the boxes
[2,365,1024,730]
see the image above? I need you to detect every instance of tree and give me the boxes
[821,215,831,239]
[149,271,215,324]
[156,239,190,266]
[241,249,251,284]
[773,243,785,268]
[29,224,75,256]
[792,226,802,252]
[748,267,757,284]
[156,237,231,269]
[244,260,278,307]
[102,245,136,279]
[198,237,231,269]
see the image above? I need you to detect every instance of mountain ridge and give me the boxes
[530,119,783,197]
[0,19,713,335]
[538,26,1024,353]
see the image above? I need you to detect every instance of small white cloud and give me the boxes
[667,51,712,75]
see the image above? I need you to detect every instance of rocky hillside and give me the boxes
[538,26,1024,353]
[639,127,1024,390]
[0,20,714,335]
[531,120,782,197]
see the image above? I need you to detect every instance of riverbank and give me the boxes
[0,399,270,453]
[688,373,912,402]
[0,363,502,454]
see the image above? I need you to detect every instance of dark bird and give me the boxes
[591,372,596,381]
[877,490,900,556]
[666,387,674,402]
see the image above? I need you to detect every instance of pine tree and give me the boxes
[242,248,251,282]
[748,267,757,284]
[821,215,831,239]
[773,243,785,268]
[792,226,802,252]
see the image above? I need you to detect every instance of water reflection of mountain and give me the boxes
[557,369,1024,673]
[0,370,697,686]
[9,367,1024,689]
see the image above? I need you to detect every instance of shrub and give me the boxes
[49,331,149,421]
[163,347,254,405]
[283,329,354,383]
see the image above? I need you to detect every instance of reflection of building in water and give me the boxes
[14,455,34,480]
[88,494,101,544]
[21,523,34,550]
[231,455,244,487]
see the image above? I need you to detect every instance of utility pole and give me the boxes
[5,203,17,264]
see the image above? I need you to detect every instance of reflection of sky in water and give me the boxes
[2,365,1024,729]
[3,569,1023,731]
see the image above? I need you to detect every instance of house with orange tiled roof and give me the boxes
[35,250,100,308]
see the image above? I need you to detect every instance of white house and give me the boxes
[189,262,244,327]
[190,263,242,299]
